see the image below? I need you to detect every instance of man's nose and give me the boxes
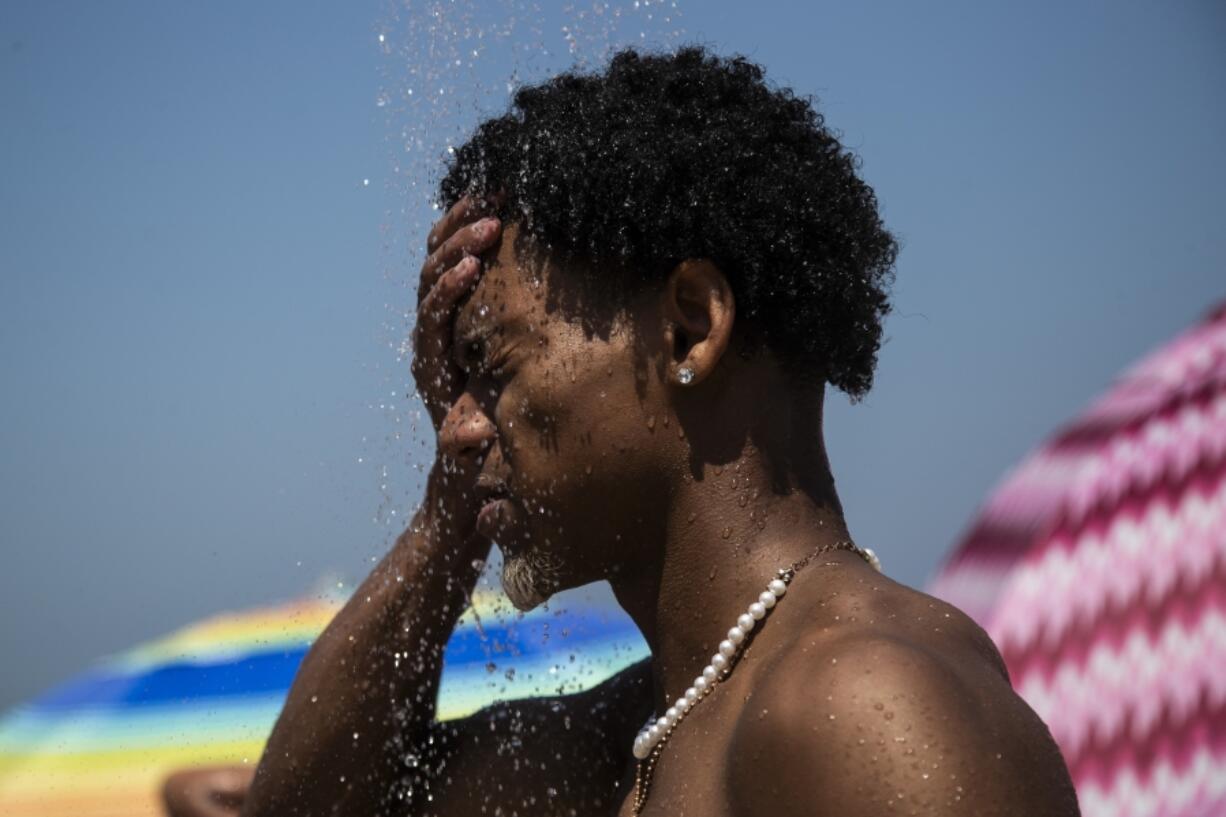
[438,391,497,461]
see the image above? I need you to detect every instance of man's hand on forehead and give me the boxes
[411,195,503,430]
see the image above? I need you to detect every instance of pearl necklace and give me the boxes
[630,540,882,814]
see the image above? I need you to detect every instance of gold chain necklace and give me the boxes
[631,540,882,814]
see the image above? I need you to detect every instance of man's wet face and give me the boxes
[444,224,673,609]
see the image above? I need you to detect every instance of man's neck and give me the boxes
[608,444,851,714]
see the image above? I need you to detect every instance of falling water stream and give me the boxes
[359,0,684,718]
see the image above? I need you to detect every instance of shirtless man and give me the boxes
[195,46,1080,817]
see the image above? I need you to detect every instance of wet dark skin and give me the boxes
[169,197,1079,816]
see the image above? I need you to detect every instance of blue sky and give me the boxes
[1,0,1222,709]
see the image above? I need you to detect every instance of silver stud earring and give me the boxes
[677,366,695,385]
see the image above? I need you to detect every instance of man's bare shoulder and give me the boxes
[727,582,1079,817]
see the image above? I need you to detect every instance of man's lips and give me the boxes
[476,496,512,534]
[474,474,511,502]
[474,475,516,536]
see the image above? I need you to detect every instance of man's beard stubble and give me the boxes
[500,542,565,612]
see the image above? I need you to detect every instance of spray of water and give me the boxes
[360,0,684,710]
[371,0,682,540]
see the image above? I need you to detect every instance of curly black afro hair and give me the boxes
[439,45,897,399]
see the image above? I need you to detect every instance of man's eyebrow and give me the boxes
[453,318,485,365]
[452,313,496,369]
[452,312,525,370]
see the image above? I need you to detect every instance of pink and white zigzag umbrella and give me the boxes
[929,302,1226,817]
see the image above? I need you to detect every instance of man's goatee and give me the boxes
[500,548,560,612]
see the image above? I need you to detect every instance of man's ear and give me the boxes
[662,259,736,386]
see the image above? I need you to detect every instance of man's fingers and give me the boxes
[418,256,481,339]
[425,193,499,253]
[418,217,500,304]
[414,192,501,425]
[413,257,481,378]
[411,257,480,420]
[426,197,476,254]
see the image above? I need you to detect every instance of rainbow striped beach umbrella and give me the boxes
[929,303,1226,817]
[0,585,646,817]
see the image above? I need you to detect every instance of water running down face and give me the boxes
[440,222,682,609]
